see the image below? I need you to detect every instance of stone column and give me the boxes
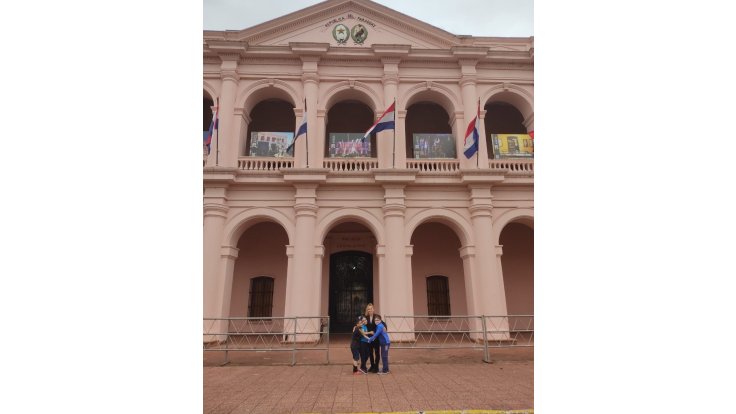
[233,108,251,161]
[382,184,414,341]
[216,57,240,168]
[375,244,386,312]
[450,111,465,165]
[468,184,509,340]
[285,184,320,341]
[459,74,489,168]
[316,109,327,167]
[380,61,400,168]
[301,67,320,168]
[203,185,229,341]
[459,245,484,341]
[396,110,407,167]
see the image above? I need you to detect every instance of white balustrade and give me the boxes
[406,159,461,173]
[323,158,378,172]
[238,157,294,171]
[489,158,534,174]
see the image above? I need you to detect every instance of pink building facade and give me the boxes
[203,0,533,334]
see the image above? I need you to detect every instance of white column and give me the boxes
[382,184,414,341]
[316,109,327,168]
[233,108,251,161]
[468,184,509,340]
[203,185,229,341]
[300,64,320,168]
[284,184,320,341]
[380,66,400,168]
[460,74,489,168]
[216,57,239,168]
[396,110,407,167]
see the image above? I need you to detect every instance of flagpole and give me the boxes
[215,97,220,166]
[304,99,309,168]
[392,98,396,168]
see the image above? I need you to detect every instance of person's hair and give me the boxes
[374,314,381,321]
[365,303,374,315]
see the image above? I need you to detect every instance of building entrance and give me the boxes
[328,250,373,332]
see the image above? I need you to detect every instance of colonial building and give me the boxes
[203,0,533,334]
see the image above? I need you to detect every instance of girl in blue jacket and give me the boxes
[366,314,391,374]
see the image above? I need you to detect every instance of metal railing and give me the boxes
[384,315,534,363]
[203,316,329,366]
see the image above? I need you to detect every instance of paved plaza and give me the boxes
[204,343,533,414]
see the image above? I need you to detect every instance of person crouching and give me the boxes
[351,316,368,374]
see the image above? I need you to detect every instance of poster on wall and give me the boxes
[328,133,372,157]
[249,132,294,157]
[412,133,456,159]
[490,134,534,158]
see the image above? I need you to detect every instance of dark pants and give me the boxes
[359,342,370,370]
[369,340,381,370]
[380,343,390,372]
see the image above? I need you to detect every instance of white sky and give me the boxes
[204,0,533,37]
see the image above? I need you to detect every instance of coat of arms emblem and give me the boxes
[351,24,368,45]
[332,23,350,44]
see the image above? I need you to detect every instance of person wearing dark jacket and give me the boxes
[364,303,387,373]
[350,316,368,374]
[367,314,391,374]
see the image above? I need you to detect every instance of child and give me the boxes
[367,314,391,374]
[350,316,369,374]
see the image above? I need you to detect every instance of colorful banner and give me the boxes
[328,133,372,157]
[249,131,294,157]
[490,134,534,158]
[413,133,456,159]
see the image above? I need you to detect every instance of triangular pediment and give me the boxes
[233,0,462,49]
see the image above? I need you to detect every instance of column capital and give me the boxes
[221,70,239,83]
[495,244,504,257]
[376,244,386,257]
[405,244,414,257]
[204,203,229,218]
[382,204,406,217]
[234,107,251,123]
[294,203,319,217]
[469,204,493,218]
[301,72,320,84]
[220,245,239,260]
[286,245,295,258]
[382,74,399,86]
[459,245,476,259]
[314,245,325,258]
[459,76,478,88]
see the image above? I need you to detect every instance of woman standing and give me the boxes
[364,303,380,373]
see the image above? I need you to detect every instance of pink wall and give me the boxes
[411,222,467,316]
[500,222,534,316]
[230,222,288,317]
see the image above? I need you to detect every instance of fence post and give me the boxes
[292,317,297,366]
[481,315,490,363]
[326,317,330,365]
[223,319,230,366]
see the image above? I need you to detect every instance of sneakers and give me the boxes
[357,368,367,374]
[377,371,389,375]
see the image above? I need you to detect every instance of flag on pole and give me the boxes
[363,101,395,143]
[463,101,480,159]
[529,130,534,139]
[204,99,219,155]
[286,102,307,155]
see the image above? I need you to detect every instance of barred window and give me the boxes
[426,275,450,316]
[248,276,274,318]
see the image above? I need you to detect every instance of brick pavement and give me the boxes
[204,346,533,414]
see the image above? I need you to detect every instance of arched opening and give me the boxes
[322,221,378,332]
[500,222,534,320]
[230,221,289,318]
[203,93,214,155]
[245,99,296,157]
[410,222,467,316]
[405,102,454,159]
[325,101,376,158]
[484,102,533,159]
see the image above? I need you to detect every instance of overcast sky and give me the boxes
[204,0,533,37]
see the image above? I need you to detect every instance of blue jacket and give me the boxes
[360,325,370,343]
[367,322,390,345]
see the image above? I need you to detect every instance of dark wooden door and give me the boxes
[329,251,373,332]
